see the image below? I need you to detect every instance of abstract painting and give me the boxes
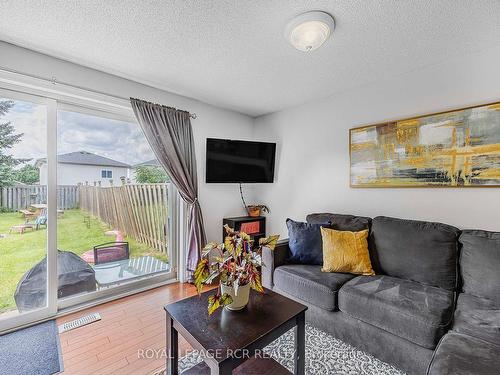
[350,102,500,187]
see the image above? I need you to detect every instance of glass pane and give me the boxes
[0,96,48,319]
[56,109,170,300]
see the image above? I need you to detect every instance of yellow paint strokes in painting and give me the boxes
[463,128,472,185]
[352,126,377,134]
[396,125,418,144]
[488,104,500,111]
[437,143,500,157]
[382,143,396,159]
[351,142,375,152]
[397,119,420,127]
[475,168,500,179]
[449,128,458,184]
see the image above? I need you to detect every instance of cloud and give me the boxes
[1,97,156,166]
[1,98,47,162]
[57,110,155,165]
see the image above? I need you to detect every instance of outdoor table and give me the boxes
[93,255,169,288]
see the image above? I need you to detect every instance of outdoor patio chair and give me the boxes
[25,209,47,230]
[93,241,130,265]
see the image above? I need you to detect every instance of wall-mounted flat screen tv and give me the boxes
[206,138,276,183]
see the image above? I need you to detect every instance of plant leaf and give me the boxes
[224,235,236,254]
[239,231,251,241]
[220,293,233,307]
[194,258,209,294]
[202,242,219,258]
[251,272,264,293]
[259,234,280,250]
[207,292,233,315]
[234,238,243,257]
[224,224,236,236]
[207,295,220,315]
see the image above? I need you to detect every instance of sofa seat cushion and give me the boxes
[274,265,356,311]
[427,332,500,375]
[338,275,454,349]
[453,293,500,345]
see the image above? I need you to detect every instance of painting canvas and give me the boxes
[350,102,500,187]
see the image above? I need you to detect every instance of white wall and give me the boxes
[39,163,129,187]
[4,41,499,242]
[0,42,255,241]
[254,46,500,237]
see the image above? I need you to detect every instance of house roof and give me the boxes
[36,151,131,168]
[134,159,161,168]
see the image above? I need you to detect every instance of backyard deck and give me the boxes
[0,209,168,314]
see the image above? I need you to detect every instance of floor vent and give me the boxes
[58,312,101,333]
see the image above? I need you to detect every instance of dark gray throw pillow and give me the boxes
[286,218,325,265]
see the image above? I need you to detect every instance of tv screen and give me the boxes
[206,138,276,183]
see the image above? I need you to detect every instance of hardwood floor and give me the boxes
[57,282,201,375]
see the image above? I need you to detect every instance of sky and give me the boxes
[1,97,156,166]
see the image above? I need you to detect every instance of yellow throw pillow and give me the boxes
[321,227,375,275]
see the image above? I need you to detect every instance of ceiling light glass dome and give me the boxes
[285,11,335,52]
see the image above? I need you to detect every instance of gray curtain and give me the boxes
[130,98,206,280]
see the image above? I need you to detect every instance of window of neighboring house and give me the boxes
[101,170,112,179]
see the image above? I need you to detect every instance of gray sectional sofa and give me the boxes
[262,214,500,375]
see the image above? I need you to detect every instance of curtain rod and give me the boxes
[0,67,197,119]
[130,97,197,119]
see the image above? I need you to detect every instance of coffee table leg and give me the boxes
[213,362,232,375]
[166,314,178,375]
[294,312,305,375]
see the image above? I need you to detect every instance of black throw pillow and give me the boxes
[286,218,325,265]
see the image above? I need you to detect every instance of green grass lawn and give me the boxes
[0,209,168,313]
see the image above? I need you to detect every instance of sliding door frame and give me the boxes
[0,88,58,333]
[0,72,180,332]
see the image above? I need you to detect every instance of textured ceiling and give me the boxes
[0,1,499,117]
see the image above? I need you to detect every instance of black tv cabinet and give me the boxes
[222,216,266,247]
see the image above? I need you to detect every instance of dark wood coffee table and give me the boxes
[164,288,307,375]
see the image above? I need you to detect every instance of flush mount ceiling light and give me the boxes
[285,11,335,52]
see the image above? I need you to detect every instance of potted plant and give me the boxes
[246,204,270,217]
[194,225,279,315]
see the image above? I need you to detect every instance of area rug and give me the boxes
[154,324,405,375]
[0,320,63,375]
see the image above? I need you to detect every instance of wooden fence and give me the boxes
[79,183,169,253]
[0,185,79,211]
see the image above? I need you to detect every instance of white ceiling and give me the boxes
[0,1,499,117]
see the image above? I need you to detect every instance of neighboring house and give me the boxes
[134,159,161,168]
[36,151,131,187]
[131,159,169,183]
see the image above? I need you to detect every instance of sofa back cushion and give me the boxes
[459,230,500,303]
[306,213,371,231]
[370,216,460,290]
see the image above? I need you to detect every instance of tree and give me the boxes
[14,164,39,185]
[0,100,26,187]
[135,165,170,184]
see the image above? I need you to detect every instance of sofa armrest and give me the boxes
[262,239,289,289]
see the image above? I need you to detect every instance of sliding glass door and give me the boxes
[55,105,175,308]
[0,88,57,332]
[0,85,177,333]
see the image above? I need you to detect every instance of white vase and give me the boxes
[220,283,251,311]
